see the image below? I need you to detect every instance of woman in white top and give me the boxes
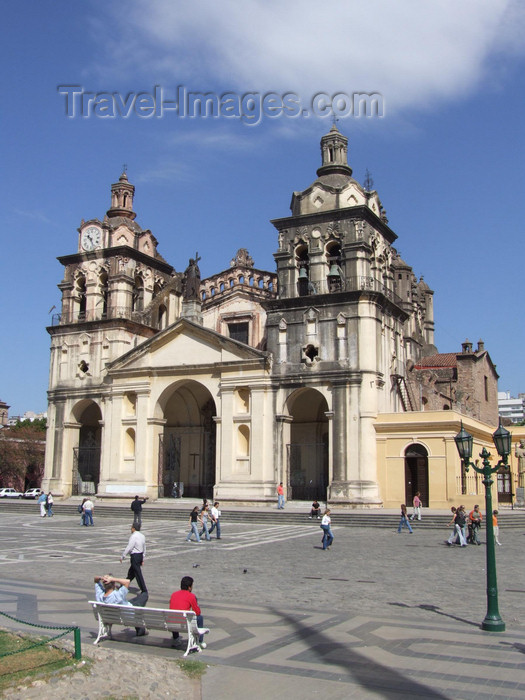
[321,509,333,550]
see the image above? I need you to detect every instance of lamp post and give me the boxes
[454,420,512,632]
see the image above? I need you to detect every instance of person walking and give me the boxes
[397,504,413,533]
[446,506,457,544]
[321,509,334,550]
[208,501,221,539]
[493,510,502,545]
[45,492,54,517]
[457,505,468,545]
[38,491,47,518]
[130,495,147,528]
[120,523,147,593]
[468,505,482,545]
[277,482,285,509]
[410,492,422,521]
[186,506,202,543]
[83,497,94,526]
[447,505,467,546]
[79,497,88,525]
[199,503,212,541]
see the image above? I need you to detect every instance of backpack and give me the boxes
[78,504,83,513]
[456,511,466,527]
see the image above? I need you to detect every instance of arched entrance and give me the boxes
[158,381,216,499]
[286,388,329,501]
[404,443,429,507]
[72,400,102,495]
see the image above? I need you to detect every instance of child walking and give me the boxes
[493,510,502,546]
[398,504,413,533]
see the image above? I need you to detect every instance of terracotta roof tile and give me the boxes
[415,353,457,369]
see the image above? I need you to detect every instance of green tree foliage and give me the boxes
[12,417,47,432]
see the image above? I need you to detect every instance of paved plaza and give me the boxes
[1,507,525,698]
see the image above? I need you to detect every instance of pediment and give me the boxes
[108,318,268,373]
[137,231,158,258]
[111,225,135,247]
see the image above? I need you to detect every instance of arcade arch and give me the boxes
[285,388,329,501]
[157,381,216,499]
[71,400,102,495]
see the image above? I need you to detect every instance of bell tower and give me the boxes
[265,126,408,507]
[317,124,353,177]
[107,171,136,220]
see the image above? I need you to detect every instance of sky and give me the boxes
[1,0,524,416]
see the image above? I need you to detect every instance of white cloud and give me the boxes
[13,208,52,224]
[90,0,525,115]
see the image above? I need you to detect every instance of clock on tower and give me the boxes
[80,225,102,252]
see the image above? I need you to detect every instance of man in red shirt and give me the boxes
[169,576,207,648]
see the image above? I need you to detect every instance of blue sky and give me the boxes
[1,0,524,416]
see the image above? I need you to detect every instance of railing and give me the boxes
[0,610,81,660]
[51,306,154,327]
[456,471,518,500]
[456,473,484,496]
[277,275,403,304]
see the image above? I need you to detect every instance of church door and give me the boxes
[160,381,216,500]
[404,444,429,507]
[286,388,329,501]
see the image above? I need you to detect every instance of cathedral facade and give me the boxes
[43,127,504,508]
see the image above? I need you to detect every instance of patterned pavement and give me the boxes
[1,509,525,698]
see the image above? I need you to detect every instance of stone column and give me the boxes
[62,420,82,497]
[212,416,222,495]
[275,414,293,496]
[147,417,167,498]
[330,381,347,483]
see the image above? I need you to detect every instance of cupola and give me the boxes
[107,171,137,220]
[316,124,353,178]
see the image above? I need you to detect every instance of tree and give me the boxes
[12,417,47,432]
[0,424,46,490]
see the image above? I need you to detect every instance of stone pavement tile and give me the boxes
[3,514,525,698]
[202,665,412,700]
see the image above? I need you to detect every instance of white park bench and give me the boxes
[90,601,209,656]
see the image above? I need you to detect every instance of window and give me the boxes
[228,322,249,345]
[132,277,144,312]
[124,428,135,458]
[237,425,250,457]
[77,276,87,320]
[158,304,167,329]
[99,272,108,318]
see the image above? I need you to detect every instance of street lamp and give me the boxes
[454,420,512,632]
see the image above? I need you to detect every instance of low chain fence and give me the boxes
[0,610,81,660]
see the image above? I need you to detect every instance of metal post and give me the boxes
[478,449,504,631]
[73,626,82,659]
[455,422,511,633]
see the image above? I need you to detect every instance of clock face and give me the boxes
[81,226,102,251]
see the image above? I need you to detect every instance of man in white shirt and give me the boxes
[208,501,222,539]
[83,498,94,526]
[120,524,147,593]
